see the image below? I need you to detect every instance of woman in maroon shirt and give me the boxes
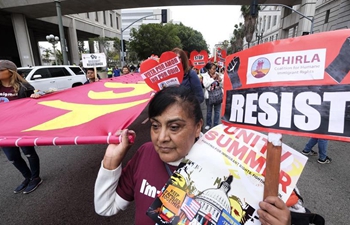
[94,86,291,225]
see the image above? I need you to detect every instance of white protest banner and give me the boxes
[82,53,107,68]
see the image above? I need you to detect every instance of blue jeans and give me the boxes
[205,99,221,127]
[1,146,40,179]
[304,138,328,160]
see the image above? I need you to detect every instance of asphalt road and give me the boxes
[0,103,349,225]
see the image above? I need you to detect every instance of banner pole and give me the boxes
[263,133,282,199]
[94,67,97,80]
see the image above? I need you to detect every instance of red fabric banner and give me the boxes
[0,73,153,146]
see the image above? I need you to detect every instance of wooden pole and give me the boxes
[94,67,97,81]
[263,133,282,199]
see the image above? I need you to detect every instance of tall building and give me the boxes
[121,8,172,41]
[243,0,350,49]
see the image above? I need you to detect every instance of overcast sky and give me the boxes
[40,5,244,53]
[170,5,244,50]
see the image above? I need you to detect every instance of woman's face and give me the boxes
[122,68,129,74]
[86,70,95,79]
[209,65,216,75]
[0,69,12,81]
[150,103,202,163]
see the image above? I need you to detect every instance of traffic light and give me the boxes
[161,9,167,23]
[250,0,259,18]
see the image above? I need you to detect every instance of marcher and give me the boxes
[202,63,223,130]
[0,60,43,194]
[107,66,113,78]
[94,86,291,225]
[302,138,331,164]
[121,65,131,75]
[84,68,100,84]
[113,66,120,77]
[172,48,204,103]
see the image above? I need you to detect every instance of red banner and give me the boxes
[222,29,350,142]
[0,73,153,146]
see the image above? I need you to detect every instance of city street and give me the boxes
[0,103,349,224]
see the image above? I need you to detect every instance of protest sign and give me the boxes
[147,124,307,225]
[140,51,183,91]
[190,50,208,70]
[82,53,107,68]
[222,30,350,142]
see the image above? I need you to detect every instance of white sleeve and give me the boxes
[202,73,215,89]
[94,161,131,216]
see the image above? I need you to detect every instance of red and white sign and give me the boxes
[140,51,184,91]
[190,50,208,69]
[222,30,350,142]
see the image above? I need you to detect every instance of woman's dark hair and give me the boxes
[148,86,203,124]
[172,48,190,74]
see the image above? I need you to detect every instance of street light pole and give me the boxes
[46,34,59,65]
[120,13,162,67]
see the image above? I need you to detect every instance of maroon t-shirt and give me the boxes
[117,142,177,225]
[0,86,18,102]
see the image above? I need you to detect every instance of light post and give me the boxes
[256,29,264,45]
[46,34,59,65]
[120,10,167,66]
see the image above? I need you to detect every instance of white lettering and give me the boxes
[294,92,321,131]
[324,92,350,133]
[258,92,278,126]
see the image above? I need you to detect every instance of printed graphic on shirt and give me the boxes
[140,179,161,198]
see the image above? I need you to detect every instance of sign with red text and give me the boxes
[82,53,107,68]
[140,51,183,91]
[222,29,350,142]
[190,50,209,69]
[147,124,307,225]
[216,48,227,67]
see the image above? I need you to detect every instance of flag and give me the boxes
[180,196,201,221]
[0,73,153,146]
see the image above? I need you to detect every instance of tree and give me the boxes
[41,48,52,64]
[231,23,245,53]
[173,23,209,53]
[241,5,259,48]
[129,23,181,60]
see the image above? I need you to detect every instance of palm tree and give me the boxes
[231,23,245,53]
[41,48,52,64]
[241,5,259,48]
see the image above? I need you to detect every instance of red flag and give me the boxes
[0,73,153,146]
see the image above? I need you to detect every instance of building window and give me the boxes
[263,16,266,31]
[325,10,330,23]
[116,16,119,30]
[103,11,106,25]
[95,12,99,22]
[86,12,89,19]
[110,13,113,27]
[267,16,271,29]
[273,15,277,26]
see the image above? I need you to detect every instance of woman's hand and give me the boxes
[258,196,291,225]
[30,93,41,98]
[103,129,136,170]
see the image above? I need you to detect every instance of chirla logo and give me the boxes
[251,57,271,78]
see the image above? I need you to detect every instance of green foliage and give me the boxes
[129,22,209,59]
[129,23,181,59]
[173,23,209,54]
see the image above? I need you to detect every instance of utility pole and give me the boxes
[120,9,167,66]
[55,0,69,65]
